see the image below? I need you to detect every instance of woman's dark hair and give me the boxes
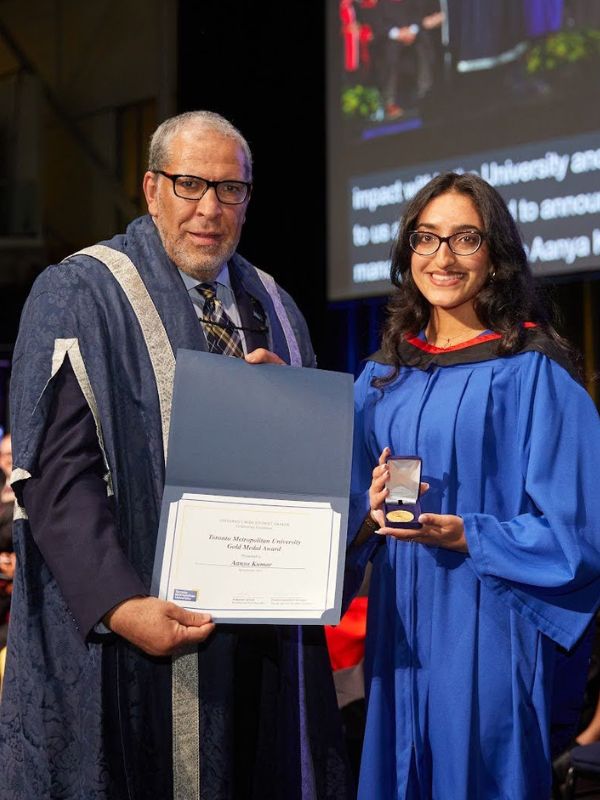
[379,171,575,372]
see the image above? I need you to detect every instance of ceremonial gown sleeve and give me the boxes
[464,355,600,649]
[20,360,147,640]
[343,363,382,608]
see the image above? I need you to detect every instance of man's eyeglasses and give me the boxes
[155,170,252,205]
[408,230,484,256]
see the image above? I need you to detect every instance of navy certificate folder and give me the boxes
[151,348,354,624]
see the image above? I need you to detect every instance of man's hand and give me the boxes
[245,348,285,365]
[103,596,215,656]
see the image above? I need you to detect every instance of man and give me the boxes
[0,112,352,799]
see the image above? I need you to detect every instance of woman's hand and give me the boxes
[368,447,429,527]
[368,447,392,530]
[368,449,468,552]
[407,513,468,552]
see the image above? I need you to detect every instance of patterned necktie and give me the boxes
[196,283,244,358]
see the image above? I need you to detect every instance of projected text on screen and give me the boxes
[349,132,600,290]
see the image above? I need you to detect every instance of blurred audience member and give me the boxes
[0,432,14,688]
[553,616,600,790]
[0,431,14,502]
[0,431,14,563]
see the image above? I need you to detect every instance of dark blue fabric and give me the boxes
[0,216,349,800]
[447,0,526,61]
[571,741,600,772]
[347,348,600,799]
[551,624,595,757]
[20,360,148,638]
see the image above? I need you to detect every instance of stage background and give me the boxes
[0,0,596,410]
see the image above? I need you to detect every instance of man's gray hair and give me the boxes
[147,111,253,179]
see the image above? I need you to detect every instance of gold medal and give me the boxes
[386,509,415,522]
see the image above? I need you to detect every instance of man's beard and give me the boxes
[159,228,237,282]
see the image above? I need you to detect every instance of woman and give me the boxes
[346,172,600,799]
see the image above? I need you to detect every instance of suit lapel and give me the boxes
[229,262,269,352]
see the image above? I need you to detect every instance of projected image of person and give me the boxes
[436,0,600,104]
[345,172,600,798]
[447,0,528,71]
[340,0,377,81]
[369,0,444,120]
[338,0,600,143]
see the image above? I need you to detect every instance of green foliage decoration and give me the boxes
[341,85,382,119]
[527,28,600,74]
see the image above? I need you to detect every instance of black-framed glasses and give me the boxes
[408,230,485,256]
[155,170,252,205]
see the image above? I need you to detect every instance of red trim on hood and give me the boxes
[405,323,537,354]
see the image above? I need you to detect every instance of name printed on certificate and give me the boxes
[158,493,341,621]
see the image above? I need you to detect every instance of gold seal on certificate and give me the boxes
[386,509,415,523]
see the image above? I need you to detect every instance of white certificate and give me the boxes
[159,493,341,621]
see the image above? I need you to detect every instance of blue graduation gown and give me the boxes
[347,337,600,799]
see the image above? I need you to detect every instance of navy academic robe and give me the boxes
[347,332,600,799]
[0,216,353,800]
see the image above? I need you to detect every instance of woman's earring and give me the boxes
[490,270,497,281]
